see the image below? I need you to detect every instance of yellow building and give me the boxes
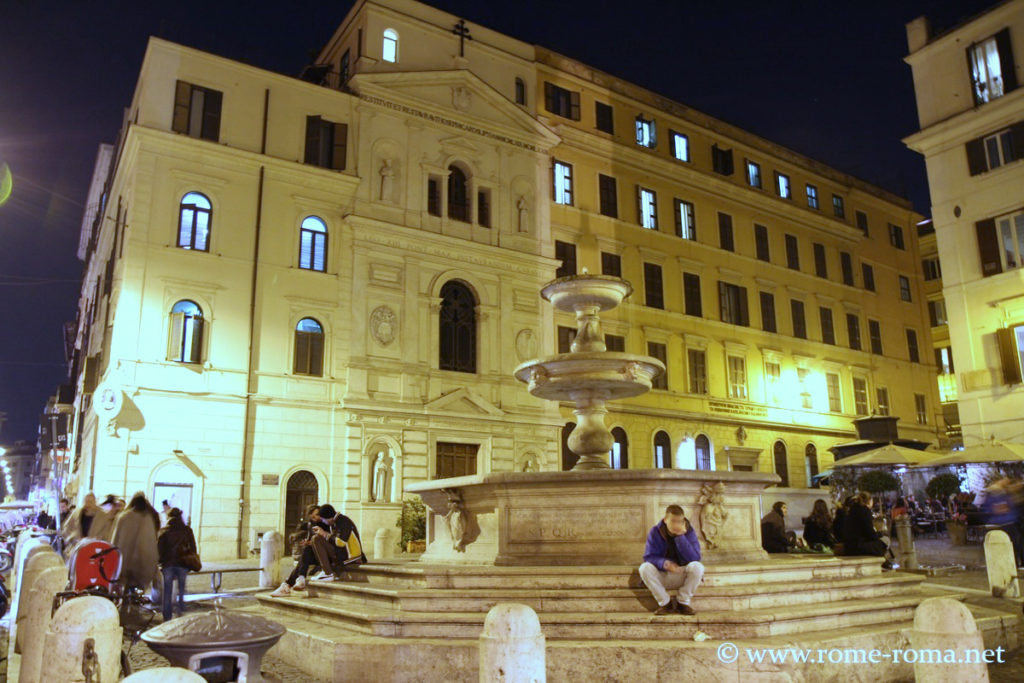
[68,0,939,559]
[904,0,1024,450]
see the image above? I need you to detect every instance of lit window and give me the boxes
[746,160,762,188]
[671,132,689,161]
[635,115,656,148]
[382,29,398,63]
[553,161,573,205]
[168,300,204,364]
[172,81,222,141]
[610,427,629,469]
[997,210,1024,270]
[178,192,211,251]
[936,346,955,374]
[775,172,791,199]
[654,431,672,469]
[806,184,819,209]
[826,373,841,412]
[639,188,657,229]
[674,199,695,239]
[727,355,747,399]
[797,367,812,409]
[876,387,890,416]
[299,216,327,272]
[294,318,324,376]
[968,33,1007,104]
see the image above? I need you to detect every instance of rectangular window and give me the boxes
[595,101,614,134]
[671,131,690,161]
[477,189,491,227]
[605,334,625,352]
[719,212,734,252]
[754,224,770,262]
[303,116,348,170]
[968,30,1013,105]
[728,355,747,399]
[674,199,696,240]
[683,273,702,317]
[798,367,813,409]
[644,262,664,309]
[827,372,842,413]
[868,319,883,354]
[598,174,618,218]
[972,129,1019,173]
[922,257,942,280]
[936,346,955,374]
[899,275,912,302]
[648,342,668,390]
[928,299,948,327]
[172,80,223,142]
[765,361,781,405]
[853,377,869,415]
[435,442,478,479]
[889,223,906,250]
[638,187,657,229]
[995,210,1024,271]
[544,82,581,120]
[601,251,621,277]
[840,251,854,286]
[813,243,828,278]
[785,233,800,270]
[832,194,845,219]
[688,349,708,394]
[876,387,890,416]
[746,160,762,188]
[555,240,576,278]
[760,291,777,333]
[820,307,835,345]
[906,328,920,363]
[855,210,869,235]
[791,299,807,339]
[846,313,861,351]
[553,160,573,205]
[339,49,350,85]
[806,184,819,209]
[635,115,656,148]
[299,223,327,272]
[427,177,441,216]
[718,281,749,326]
[712,144,734,176]
[775,172,791,199]
[862,263,875,292]
[557,325,576,353]
[915,393,928,425]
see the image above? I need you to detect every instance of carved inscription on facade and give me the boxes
[507,506,646,544]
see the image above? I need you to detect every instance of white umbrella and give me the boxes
[832,443,939,468]
[915,440,1024,468]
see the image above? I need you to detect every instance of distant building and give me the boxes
[904,0,1024,449]
[1,440,36,501]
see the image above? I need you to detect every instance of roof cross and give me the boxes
[452,19,472,58]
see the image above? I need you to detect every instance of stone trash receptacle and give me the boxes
[141,604,286,683]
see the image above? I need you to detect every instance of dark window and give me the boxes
[718,281,749,326]
[820,307,835,345]
[648,342,668,389]
[806,184,819,209]
[760,291,776,333]
[304,116,348,170]
[436,442,478,479]
[928,299,948,327]
[773,441,790,487]
[832,194,845,219]
[847,313,861,350]
[339,50,350,86]
[601,251,621,277]
[976,217,1004,276]
[840,252,854,286]
[605,334,625,352]
[785,234,799,270]
[754,224,770,262]
[644,263,664,309]
[172,80,222,142]
[719,212,735,252]
[674,199,696,240]
[862,263,875,292]
[855,210,869,235]
[806,444,820,485]
[683,273,702,317]
[853,377,869,415]
[293,318,324,376]
[298,216,328,271]
[868,319,883,354]
[167,300,204,364]
[688,349,707,394]
[555,241,577,278]
[967,126,1023,175]
[557,325,576,353]
[438,281,477,373]
[595,101,614,133]
[906,328,920,363]
[922,257,942,280]
[448,165,469,221]
[695,435,712,470]
[610,427,629,469]
[889,223,906,250]
[477,190,491,227]
[791,300,807,339]
[712,144,734,176]
[813,243,828,278]
[654,431,672,468]
[427,177,441,216]
[968,29,1017,105]
[899,275,912,302]
[544,82,580,120]
[598,174,618,218]
[915,394,928,425]
[515,77,526,105]
[177,192,212,251]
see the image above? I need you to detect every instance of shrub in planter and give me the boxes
[396,497,426,551]
[925,473,962,501]
[856,470,900,494]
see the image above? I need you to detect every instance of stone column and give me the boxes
[984,530,1020,598]
[479,603,545,683]
[893,516,918,571]
[43,596,122,682]
[260,530,283,589]
[910,597,989,683]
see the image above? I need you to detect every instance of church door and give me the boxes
[284,470,319,536]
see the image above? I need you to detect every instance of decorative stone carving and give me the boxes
[698,481,729,549]
[452,86,471,111]
[517,452,540,473]
[736,425,747,445]
[516,196,529,232]
[371,448,394,503]
[527,366,548,392]
[442,488,469,551]
[378,159,395,202]
[370,306,397,346]
[514,329,537,362]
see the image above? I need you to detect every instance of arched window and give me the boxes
[299,216,327,272]
[805,443,819,488]
[178,192,211,251]
[561,422,577,471]
[774,440,790,487]
[695,435,712,471]
[382,29,398,63]
[294,318,324,376]
[447,165,469,222]
[439,281,477,373]
[610,427,629,469]
[653,431,672,469]
[514,77,526,105]
[168,300,204,363]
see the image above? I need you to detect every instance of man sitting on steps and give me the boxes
[638,504,705,616]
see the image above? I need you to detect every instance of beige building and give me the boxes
[904,0,1024,450]
[67,0,939,559]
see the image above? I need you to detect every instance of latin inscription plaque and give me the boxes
[507,506,646,545]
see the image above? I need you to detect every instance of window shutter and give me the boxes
[167,313,184,361]
[332,123,348,170]
[738,286,749,327]
[544,82,554,113]
[200,89,222,142]
[310,333,324,376]
[996,327,1022,385]
[934,348,943,370]
[1011,122,1024,161]
[718,281,728,322]
[995,28,1018,92]
[294,332,309,374]
[188,319,204,363]
[172,81,191,134]
[304,116,321,165]
[976,218,1002,276]
[723,149,734,176]
[965,137,987,175]
[674,199,682,237]
[569,90,580,121]
[635,185,642,226]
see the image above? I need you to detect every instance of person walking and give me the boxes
[156,508,197,621]
[61,492,113,552]
[111,491,161,590]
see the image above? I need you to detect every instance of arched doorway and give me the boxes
[284,470,319,536]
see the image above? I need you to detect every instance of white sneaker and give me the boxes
[269,582,292,598]
[294,575,307,591]
[315,572,336,582]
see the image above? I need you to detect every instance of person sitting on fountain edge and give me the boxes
[638,504,705,616]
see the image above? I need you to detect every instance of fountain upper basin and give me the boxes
[540,275,633,313]
[514,352,665,402]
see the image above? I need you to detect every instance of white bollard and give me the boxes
[374,527,395,560]
[260,530,283,588]
[893,516,918,571]
[19,566,69,683]
[910,596,989,683]
[43,595,122,682]
[479,603,546,683]
[984,530,1020,598]
[15,548,62,653]
[122,667,207,682]
[11,535,48,600]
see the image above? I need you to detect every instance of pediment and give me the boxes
[425,387,504,416]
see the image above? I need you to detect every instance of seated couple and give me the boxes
[270,504,366,598]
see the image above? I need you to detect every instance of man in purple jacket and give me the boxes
[639,504,705,615]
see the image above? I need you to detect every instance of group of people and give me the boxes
[269,502,366,598]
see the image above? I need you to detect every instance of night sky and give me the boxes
[0,0,998,444]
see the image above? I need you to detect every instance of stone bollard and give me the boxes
[893,516,918,571]
[260,530,283,588]
[11,535,48,601]
[20,566,70,683]
[15,547,63,653]
[910,596,989,683]
[984,530,1020,598]
[43,595,122,682]
[374,527,395,560]
[479,603,545,683]
[122,668,207,682]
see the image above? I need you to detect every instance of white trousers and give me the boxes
[638,560,705,606]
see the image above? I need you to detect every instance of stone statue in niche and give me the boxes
[514,329,537,362]
[379,159,395,202]
[442,488,469,551]
[520,453,539,473]
[371,449,394,503]
[698,481,729,549]
[370,305,397,346]
[516,196,529,232]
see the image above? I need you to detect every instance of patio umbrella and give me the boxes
[832,443,939,468]
[914,440,1024,468]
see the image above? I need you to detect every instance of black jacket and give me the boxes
[802,517,836,548]
[157,518,197,568]
[841,503,881,554]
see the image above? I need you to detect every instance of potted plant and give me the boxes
[926,473,966,544]
[397,497,427,553]
[946,512,969,545]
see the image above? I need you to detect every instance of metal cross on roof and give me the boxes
[452,19,472,57]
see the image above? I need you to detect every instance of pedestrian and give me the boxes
[157,507,197,620]
[61,492,113,552]
[111,491,160,590]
